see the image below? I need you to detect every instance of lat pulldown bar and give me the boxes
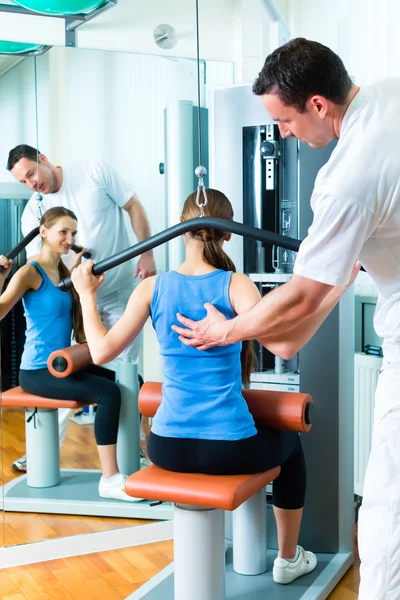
[58,217,302,290]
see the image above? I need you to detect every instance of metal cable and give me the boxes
[195,0,202,167]
[33,56,43,221]
[194,0,208,216]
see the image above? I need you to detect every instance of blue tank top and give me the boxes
[20,261,73,370]
[150,270,257,440]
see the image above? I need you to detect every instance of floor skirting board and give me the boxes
[0,520,173,570]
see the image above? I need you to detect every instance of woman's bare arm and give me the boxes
[0,262,40,320]
[72,262,155,364]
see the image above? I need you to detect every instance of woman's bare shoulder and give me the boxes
[229,272,261,314]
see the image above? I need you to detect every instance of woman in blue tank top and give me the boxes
[0,207,141,502]
[72,189,355,583]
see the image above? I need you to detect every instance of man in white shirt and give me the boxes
[172,38,400,599]
[7,144,156,469]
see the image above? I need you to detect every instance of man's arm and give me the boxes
[258,262,360,358]
[93,160,156,279]
[122,194,156,279]
[172,194,376,351]
[229,268,358,360]
[172,274,333,351]
[231,274,332,343]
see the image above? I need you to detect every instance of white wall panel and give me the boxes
[288,0,398,85]
[0,54,50,186]
[46,48,202,272]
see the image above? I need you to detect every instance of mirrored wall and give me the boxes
[0,31,233,548]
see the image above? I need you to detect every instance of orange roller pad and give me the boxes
[47,343,92,378]
[139,382,313,433]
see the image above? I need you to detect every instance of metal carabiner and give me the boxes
[195,165,208,217]
[36,192,43,222]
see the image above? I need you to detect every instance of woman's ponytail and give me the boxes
[57,259,85,344]
[182,190,256,386]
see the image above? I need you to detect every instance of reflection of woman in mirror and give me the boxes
[72,189,355,584]
[7,144,156,474]
[0,207,142,502]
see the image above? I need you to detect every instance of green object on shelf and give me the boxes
[0,40,43,54]
[11,0,106,15]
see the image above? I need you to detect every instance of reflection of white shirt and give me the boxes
[293,79,400,360]
[21,159,135,299]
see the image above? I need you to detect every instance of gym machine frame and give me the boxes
[0,218,354,600]
[0,218,300,522]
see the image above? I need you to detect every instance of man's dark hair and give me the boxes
[7,144,40,171]
[253,38,352,112]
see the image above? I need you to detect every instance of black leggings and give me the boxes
[148,426,306,510]
[19,368,121,446]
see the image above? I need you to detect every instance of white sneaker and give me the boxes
[273,546,317,584]
[12,455,27,473]
[98,473,144,503]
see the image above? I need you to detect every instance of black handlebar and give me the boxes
[58,217,303,290]
[0,227,91,272]
[71,245,92,259]
[1,218,366,283]
[5,226,40,262]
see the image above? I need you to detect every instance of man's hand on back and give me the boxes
[171,303,233,351]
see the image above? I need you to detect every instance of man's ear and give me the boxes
[39,153,49,165]
[224,233,232,242]
[308,95,328,119]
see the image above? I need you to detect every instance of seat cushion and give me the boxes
[125,464,281,511]
[1,386,94,409]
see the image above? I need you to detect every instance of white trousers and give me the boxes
[58,282,141,446]
[358,360,400,599]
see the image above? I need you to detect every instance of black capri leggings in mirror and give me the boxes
[148,426,306,510]
[19,368,121,446]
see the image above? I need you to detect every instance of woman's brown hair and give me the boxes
[40,207,85,344]
[181,188,256,385]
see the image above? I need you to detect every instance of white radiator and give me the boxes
[354,352,382,496]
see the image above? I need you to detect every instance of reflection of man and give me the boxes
[172,38,400,600]
[7,144,156,471]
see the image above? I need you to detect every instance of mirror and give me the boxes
[0,52,44,548]
[0,37,234,549]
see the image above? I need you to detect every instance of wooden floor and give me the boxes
[0,407,152,546]
[0,539,174,600]
[0,406,360,599]
[0,535,360,599]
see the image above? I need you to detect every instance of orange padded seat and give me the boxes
[125,382,313,596]
[1,386,94,409]
[126,382,312,508]
[125,464,280,511]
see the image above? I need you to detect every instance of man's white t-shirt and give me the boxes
[21,159,135,299]
[293,78,400,360]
